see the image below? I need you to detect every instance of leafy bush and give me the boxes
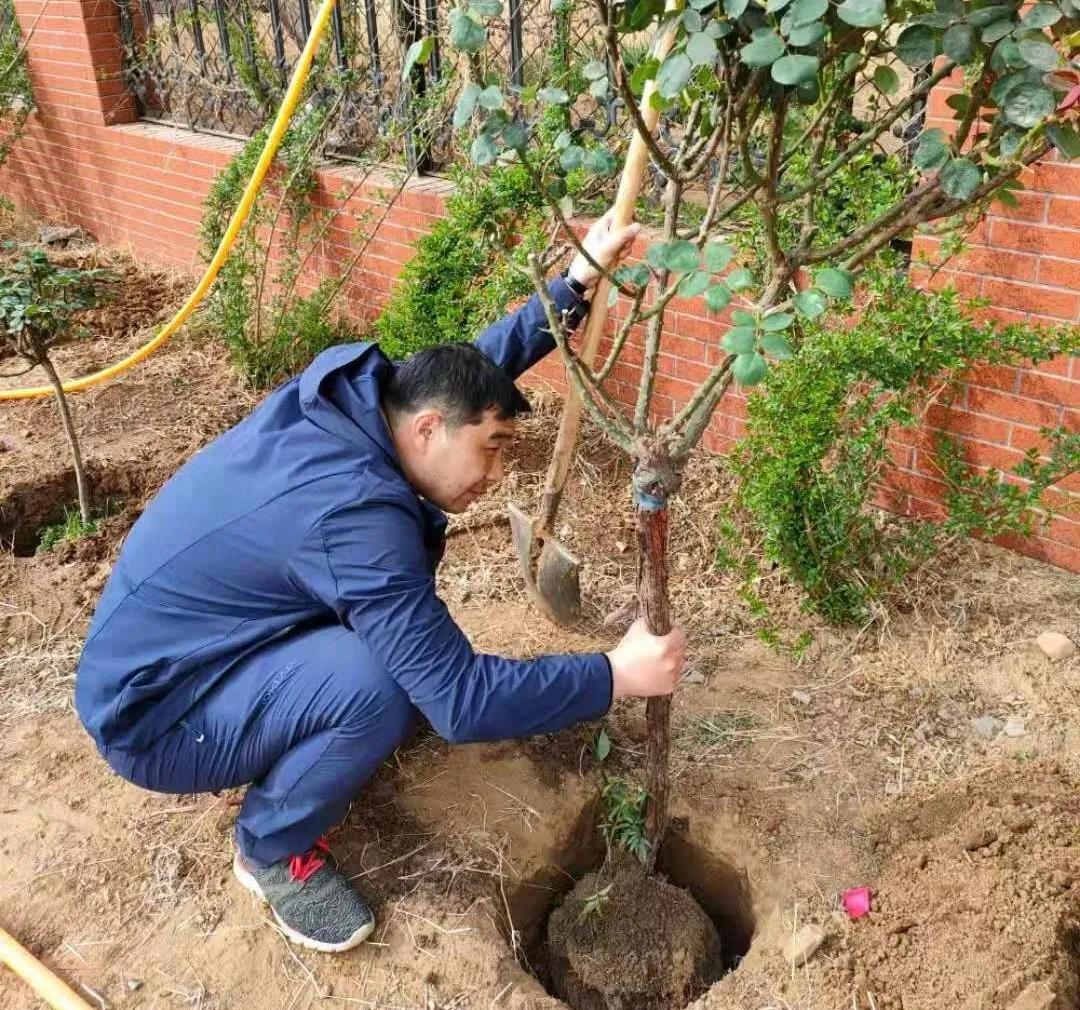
[372,161,549,359]
[729,269,1079,624]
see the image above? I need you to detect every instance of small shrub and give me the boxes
[600,776,649,863]
[36,504,109,553]
[729,269,1079,625]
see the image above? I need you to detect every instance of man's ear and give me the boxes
[411,408,444,449]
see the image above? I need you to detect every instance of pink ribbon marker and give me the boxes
[842,886,872,919]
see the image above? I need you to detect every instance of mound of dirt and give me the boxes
[546,860,724,1010]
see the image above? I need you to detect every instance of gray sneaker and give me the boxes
[233,837,375,952]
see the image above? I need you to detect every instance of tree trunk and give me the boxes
[38,351,91,524]
[633,452,675,874]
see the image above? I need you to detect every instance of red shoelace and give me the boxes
[288,837,330,883]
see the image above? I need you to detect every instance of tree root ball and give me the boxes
[545,861,724,1010]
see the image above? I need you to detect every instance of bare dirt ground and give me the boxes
[1,223,1078,1010]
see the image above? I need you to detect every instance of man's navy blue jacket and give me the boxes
[74,276,613,754]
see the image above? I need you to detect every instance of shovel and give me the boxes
[509,6,681,626]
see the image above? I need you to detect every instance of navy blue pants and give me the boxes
[104,623,417,866]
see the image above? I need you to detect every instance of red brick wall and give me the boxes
[4,0,1078,570]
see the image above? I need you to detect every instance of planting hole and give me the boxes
[0,463,146,556]
[508,806,755,1010]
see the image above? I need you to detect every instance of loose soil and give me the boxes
[1,222,1079,1010]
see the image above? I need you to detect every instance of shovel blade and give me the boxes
[507,503,582,625]
[536,537,582,626]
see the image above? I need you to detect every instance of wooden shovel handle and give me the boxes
[537,9,681,533]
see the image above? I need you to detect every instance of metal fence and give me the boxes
[116,0,927,177]
[116,0,618,170]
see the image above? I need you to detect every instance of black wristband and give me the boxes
[563,269,590,299]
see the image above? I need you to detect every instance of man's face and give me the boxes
[397,407,515,514]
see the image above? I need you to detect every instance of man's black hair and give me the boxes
[383,343,531,427]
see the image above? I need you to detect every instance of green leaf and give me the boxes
[647,239,700,274]
[449,9,486,52]
[560,144,585,170]
[1021,2,1062,27]
[815,267,853,298]
[724,0,749,16]
[772,54,819,84]
[704,241,735,272]
[914,128,950,171]
[793,289,826,318]
[992,38,1025,72]
[469,0,502,15]
[874,65,900,94]
[554,130,572,150]
[682,7,704,29]
[788,20,826,45]
[998,128,1026,158]
[796,76,821,102]
[789,0,827,27]
[722,326,756,353]
[761,332,794,359]
[453,82,481,129]
[584,146,619,174]
[941,157,982,200]
[595,728,611,761]
[470,132,499,165]
[995,187,1020,208]
[1003,82,1055,127]
[687,31,718,65]
[1047,124,1080,159]
[913,11,955,26]
[583,59,608,80]
[1016,35,1060,71]
[690,0,717,9]
[680,270,712,297]
[401,37,434,81]
[590,77,610,99]
[966,4,1013,26]
[763,312,794,331]
[727,267,755,291]
[980,16,1014,40]
[502,121,526,149]
[740,30,786,68]
[538,86,569,104]
[766,0,793,10]
[836,0,885,27]
[896,25,937,66]
[479,84,504,109]
[733,352,768,386]
[945,93,970,114]
[707,18,735,36]
[705,283,732,311]
[630,56,661,93]
[942,23,977,63]
[732,309,756,326]
[658,52,694,97]
[614,263,651,287]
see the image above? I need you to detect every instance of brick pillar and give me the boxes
[13,0,136,125]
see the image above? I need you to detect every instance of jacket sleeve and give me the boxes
[474,274,590,381]
[288,496,612,743]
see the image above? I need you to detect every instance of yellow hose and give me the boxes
[0,924,94,1010]
[0,0,339,402]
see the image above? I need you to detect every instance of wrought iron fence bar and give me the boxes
[212,0,235,82]
[331,1,348,72]
[297,0,311,45]
[508,0,524,89]
[237,0,262,90]
[266,0,288,83]
[187,0,209,75]
[424,0,440,81]
[363,0,384,94]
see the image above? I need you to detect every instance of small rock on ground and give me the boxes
[1007,982,1056,1010]
[972,715,1002,739]
[963,827,997,852]
[783,924,826,966]
[792,690,812,705]
[1003,716,1026,738]
[1036,631,1076,662]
